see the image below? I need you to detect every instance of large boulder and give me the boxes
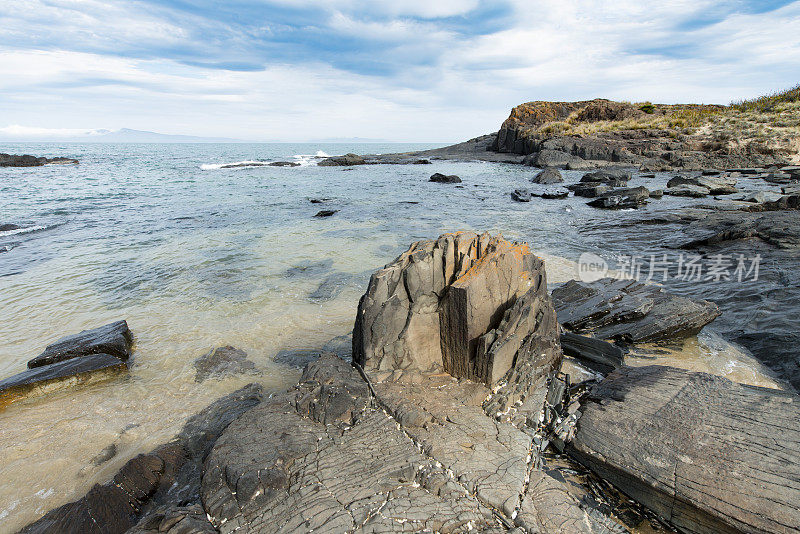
[551,278,720,343]
[429,172,462,183]
[531,167,563,184]
[353,232,560,409]
[569,365,800,534]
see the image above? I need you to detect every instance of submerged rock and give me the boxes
[511,188,532,202]
[0,223,21,232]
[0,354,128,407]
[313,209,338,217]
[429,172,462,183]
[532,166,563,184]
[0,153,78,167]
[552,278,720,343]
[194,346,258,382]
[21,383,263,534]
[570,365,800,534]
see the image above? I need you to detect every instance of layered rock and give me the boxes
[569,365,800,534]
[353,232,560,409]
[552,278,720,343]
[0,321,133,407]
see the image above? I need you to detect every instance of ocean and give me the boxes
[0,142,792,531]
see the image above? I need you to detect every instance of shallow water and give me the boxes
[0,143,790,531]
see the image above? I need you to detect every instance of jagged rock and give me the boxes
[569,365,800,534]
[128,504,215,534]
[354,232,560,410]
[560,332,624,375]
[28,320,132,368]
[20,384,263,534]
[551,278,720,343]
[193,346,257,382]
[586,186,649,209]
[511,188,532,202]
[429,172,462,183]
[667,174,738,194]
[313,209,338,217]
[532,167,564,184]
[664,184,710,197]
[0,153,78,167]
[317,153,366,166]
[0,354,128,407]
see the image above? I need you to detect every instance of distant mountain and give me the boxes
[0,127,244,143]
[307,137,392,143]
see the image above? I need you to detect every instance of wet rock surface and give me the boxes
[1,321,134,407]
[511,188,531,202]
[569,365,800,534]
[429,172,462,183]
[20,384,263,534]
[532,167,564,184]
[0,153,79,167]
[552,278,720,343]
[586,186,649,209]
[317,153,366,166]
[193,346,258,382]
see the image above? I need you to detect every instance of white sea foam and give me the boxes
[291,150,330,166]
[0,225,47,238]
[200,160,270,170]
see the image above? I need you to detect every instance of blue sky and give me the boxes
[1,0,799,141]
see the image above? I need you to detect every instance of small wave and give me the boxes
[200,160,270,170]
[0,225,48,238]
[292,151,330,166]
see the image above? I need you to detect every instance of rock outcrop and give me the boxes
[0,321,133,407]
[569,365,800,534]
[317,153,366,166]
[586,186,650,209]
[552,278,720,343]
[353,232,560,410]
[0,153,79,167]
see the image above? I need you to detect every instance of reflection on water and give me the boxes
[0,143,790,531]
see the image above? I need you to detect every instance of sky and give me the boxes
[1,0,799,142]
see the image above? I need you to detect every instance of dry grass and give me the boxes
[731,84,800,112]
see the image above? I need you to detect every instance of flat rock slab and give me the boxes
[0,353,127,407]
[201,354,501,533]
[28,320,133,368]
[569,365,800,534]
[551,278,720,343]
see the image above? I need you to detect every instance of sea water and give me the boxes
[0,143,790,531]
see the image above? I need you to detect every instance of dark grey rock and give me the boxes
[580,169,632,183]
[0,223,21,232]
[193,346,258,382]
[538,188,569,199]
[429,172,462,183]
[322,332,352,360]
[511,188,532,202]
[569,365,800,534]
[268,161,300,167]
[664,184,710,197]
[0,153,78,167]
[666,174,738,195]
[571,184,611,198]
[552,278,720,343]
[649,189,663,198]
[28,320,133,368]
[0,353,128,406]
[532,167,563,184]
[586,186,649,209]
[273,348,324,367]
[20,384,263,534]
[560,332,623,375]
[317,153,366,166]
[313,209,338,217]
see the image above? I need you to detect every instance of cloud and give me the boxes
[0,0,798,141]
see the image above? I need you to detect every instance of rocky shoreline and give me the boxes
[17,233,800,534]
[0,153,79,167]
